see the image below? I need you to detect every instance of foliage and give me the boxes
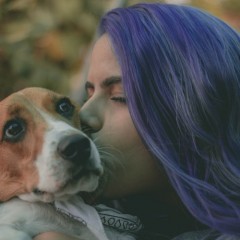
[189,0,240,29]
[0,0,107,99]
[221,0,240,14]
[0,0,239,100]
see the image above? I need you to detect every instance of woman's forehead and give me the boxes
[91,34,114,60]
[88,35,121,84]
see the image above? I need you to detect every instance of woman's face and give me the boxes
[80,34,166,199]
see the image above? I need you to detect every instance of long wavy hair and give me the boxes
[99,3,240,237]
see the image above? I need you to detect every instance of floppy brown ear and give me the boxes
[0,151,28,201]
[0,150,24,201]
[0,181,25,202]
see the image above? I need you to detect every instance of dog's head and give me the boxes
[0,87,102,202]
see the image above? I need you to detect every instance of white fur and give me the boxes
[0,198,105,240]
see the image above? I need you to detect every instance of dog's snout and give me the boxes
[57,135,91,163]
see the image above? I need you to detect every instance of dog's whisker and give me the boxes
[93,145,127,182]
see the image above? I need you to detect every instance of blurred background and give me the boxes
[0,0,239,100]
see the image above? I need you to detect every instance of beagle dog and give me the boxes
[0,87,107,240]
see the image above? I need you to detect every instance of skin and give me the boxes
[34,34,174,240]
[34,232,78,240]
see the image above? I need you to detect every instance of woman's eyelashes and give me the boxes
[110,96,127,104]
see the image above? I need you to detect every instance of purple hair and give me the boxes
[99,3,240,237]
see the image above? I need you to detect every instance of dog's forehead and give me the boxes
[3,88,60,110]
[0,88,64,122]
[19,87,61,105]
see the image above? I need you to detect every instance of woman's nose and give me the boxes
[79,99,103,132]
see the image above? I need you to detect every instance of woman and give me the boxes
[35,3,240,240]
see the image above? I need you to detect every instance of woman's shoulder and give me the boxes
[102,194,206,239]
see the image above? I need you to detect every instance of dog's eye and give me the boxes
[3,119,26,142]
[56,98,74,118]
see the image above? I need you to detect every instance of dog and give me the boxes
[0,87,109,240]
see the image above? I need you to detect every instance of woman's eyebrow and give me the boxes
[101,76,122,88]
[85,76,122,90]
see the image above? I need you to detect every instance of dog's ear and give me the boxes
[0,180,25,201]
[0,157,24,201]
[0,146,39,202]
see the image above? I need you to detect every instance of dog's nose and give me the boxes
[57,134,91,164]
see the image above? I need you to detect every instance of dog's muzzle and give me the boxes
[57,134,91,165]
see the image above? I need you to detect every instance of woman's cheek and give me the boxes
[102,120,139,151]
